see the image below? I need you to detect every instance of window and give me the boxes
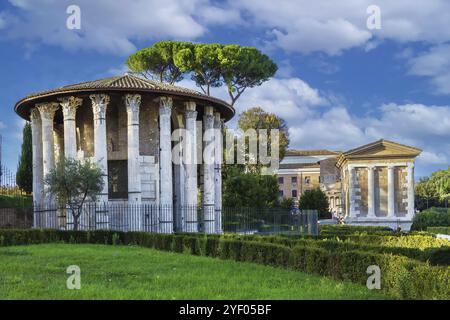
[292,190,298,198]
[291,177,297,183]
[304,176,311,184]
[278,177,284,184]
[279,190,284,197]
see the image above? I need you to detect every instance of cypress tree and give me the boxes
[16,122,33,193]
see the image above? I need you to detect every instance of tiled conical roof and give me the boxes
[15,74,234,120]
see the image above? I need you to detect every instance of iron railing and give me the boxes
[0,203,318,236]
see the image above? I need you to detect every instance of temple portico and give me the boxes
[337,140,421,230]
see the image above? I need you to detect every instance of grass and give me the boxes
[0,244,388,300]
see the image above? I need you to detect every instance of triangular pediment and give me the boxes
[343,139,422,158]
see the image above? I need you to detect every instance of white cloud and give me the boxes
[1,0,211,55]
[3,1,450,56]
[229,0,450,55]
[233,78,329,119]
[407,44,450,94]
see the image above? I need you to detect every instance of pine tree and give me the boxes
[16,122,33,193]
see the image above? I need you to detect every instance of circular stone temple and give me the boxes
[15,74,234,233]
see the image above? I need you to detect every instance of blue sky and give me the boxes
[0,0,449,178]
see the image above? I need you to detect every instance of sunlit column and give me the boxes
[214,112,223,234]
[184,101,198,232]
[30,108,43,207]
[406,162,415,219]
[125,94,142,203]
[367,166,376,218]
[59,96,82,159]
[159,96,173,233]
[37,102,59,203]
[90,94,110,203]
[387,165,396,218]
[203,106,215,234]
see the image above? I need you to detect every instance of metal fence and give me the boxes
[0,165,28,198]
[0,203,318,236]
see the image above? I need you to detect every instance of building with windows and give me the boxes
[277,150,340,210]
[277,140,421,230]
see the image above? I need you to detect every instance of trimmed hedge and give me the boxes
[0,229,449,299]
[411,207,450,231]
[427,227,450,235]
[319,224,394,237]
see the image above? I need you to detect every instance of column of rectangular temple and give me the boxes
[125,94,142,203]
[387,165,396,218]
[202,106,215,234]
[30,108,43,208]
[90,94,110,203]
[60,96,82,159]
[213,112,223,234]
[159,96,174,234]
[347,166,356,218]
[184,101,198,232]
[37,102,59,204]
[406,163,415,218]
[367,166,376,218]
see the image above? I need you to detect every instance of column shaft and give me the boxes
[203,106,215,234]
[125,94,142,203]
[37,102,59,203]
[387,166,396,218]
[184,101,198,232]
[30,108,43,207]
[348,167,356,218]
[90,94,110,203]
[407,163,415,218]
[60,96,82,159]
[214,113,223,234]
[367,166,376,218]
[159,96,173,234]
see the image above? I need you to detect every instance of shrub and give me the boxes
[427,226,450,235]
[428,247,450,266]
[411,207,450,231]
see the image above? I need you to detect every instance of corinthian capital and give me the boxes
[30,108,41,124]
[184,101,197,119]
[90,94,110,119]
[159,96,173,116]
[125,94,141,124]
[36,102,59,121]
[59,96,82,120]
[125,94,141,113]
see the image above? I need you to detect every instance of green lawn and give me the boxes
[0,244,388,300]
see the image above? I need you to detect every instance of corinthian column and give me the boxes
[59,96,82,159]
[387,165,396,218]
[37,102,59,203]
[30,108,43,207]
[159,97,173,233]
[367,166,376,218]
[348,166,356,218]
[90,94,110,202]
[125,94,142,203]
[184,101,198,232]
[203,106,215,234]
[406,163,415,219]
[214,112,223,234]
